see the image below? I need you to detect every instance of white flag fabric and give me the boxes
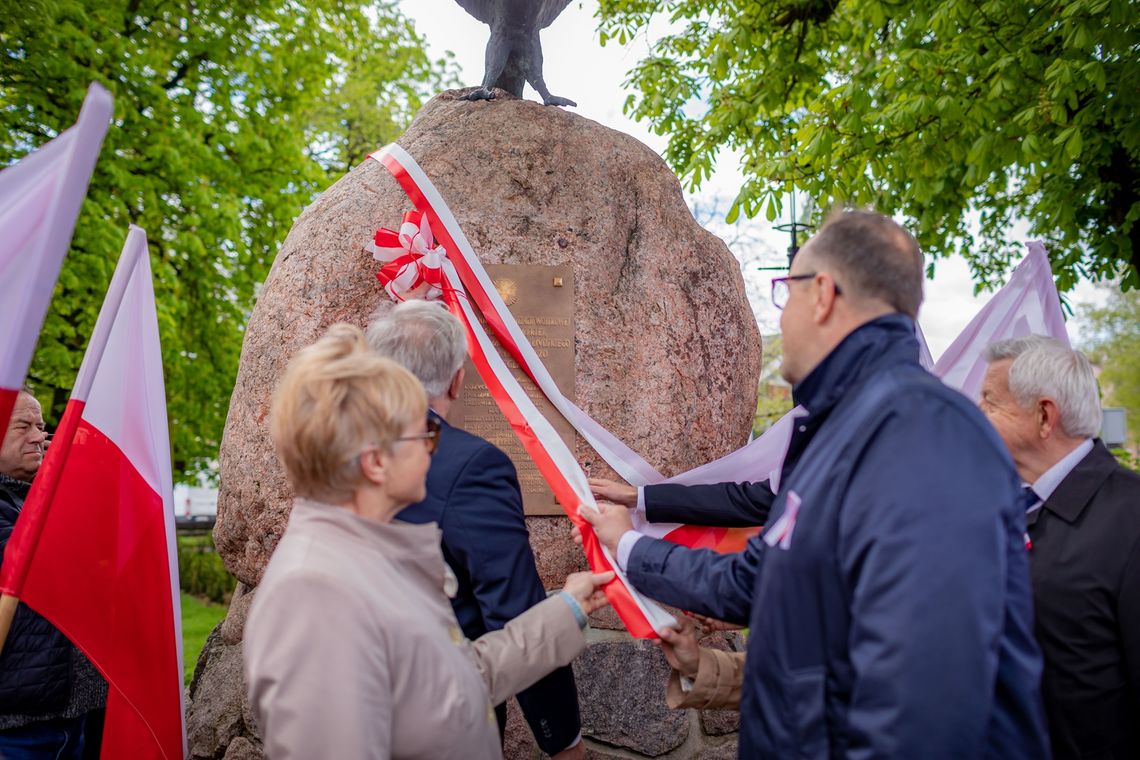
[933,241,1069,400]
[0,82,112,428]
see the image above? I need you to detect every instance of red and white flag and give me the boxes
[932,241,1068,400]
[0,227,186,759]
[0,82,112,430]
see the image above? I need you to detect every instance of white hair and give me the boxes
[983,335,1102,438]
[365,301,467,399]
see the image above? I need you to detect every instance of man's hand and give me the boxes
[659,616,701,679]
[551,741,586,760]
[588,477,637,508]
[578,501,633,554]
[690,613,744,634]
[562,570,615,614]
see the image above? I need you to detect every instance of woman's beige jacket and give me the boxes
[244,499,585,759]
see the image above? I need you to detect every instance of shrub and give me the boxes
[177,535,234,605]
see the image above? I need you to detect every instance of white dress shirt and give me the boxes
[1025,438,1093,513]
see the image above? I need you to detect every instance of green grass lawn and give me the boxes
[181,592,227,685]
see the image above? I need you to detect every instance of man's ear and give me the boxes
[447,366,465,401]
[812,273,841,325]
[1037,397,1062,439]
[359,448,387,487]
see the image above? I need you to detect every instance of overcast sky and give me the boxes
[398,0,1103,356]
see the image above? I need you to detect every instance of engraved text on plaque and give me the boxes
[449,264,575,516]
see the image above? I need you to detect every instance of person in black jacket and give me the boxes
[588,478,772,528]
[0,389,106,759]
[367,301,584,759]
[981,335,1140,760]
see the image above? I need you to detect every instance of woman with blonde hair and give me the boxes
[244,323,612,759]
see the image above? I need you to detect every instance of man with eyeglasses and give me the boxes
[584,273,844,549]
[366,300,585,760]
[581,210,1048,757]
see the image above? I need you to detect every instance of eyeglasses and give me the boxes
[395,416,441,455]
[770,273,842,310]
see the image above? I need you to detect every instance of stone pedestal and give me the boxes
[188,87,759,759]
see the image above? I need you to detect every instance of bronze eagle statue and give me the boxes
[454,0,577,107]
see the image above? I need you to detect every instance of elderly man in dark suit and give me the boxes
[367,300,583,759]
[981,335,1140,760]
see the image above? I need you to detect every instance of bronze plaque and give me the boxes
[449,264,575,516]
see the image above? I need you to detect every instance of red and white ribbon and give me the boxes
[365,210,447,302]
[370,144,675,638]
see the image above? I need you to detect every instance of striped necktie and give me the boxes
[1021,486,1040,551]
[1022,486,1041,513]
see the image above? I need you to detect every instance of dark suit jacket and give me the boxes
[1028,439,1140,760]
[397,412,580,755]
[644,480,773,527]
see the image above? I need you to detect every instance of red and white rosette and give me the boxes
[366,210,447,302]
[368,144,676,639]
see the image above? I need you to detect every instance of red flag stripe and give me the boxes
[17,411,182,758]
[0,387,17,439]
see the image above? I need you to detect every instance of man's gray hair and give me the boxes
[366,301,467,399]
[984,335,1102,438]
[804,209,925,318]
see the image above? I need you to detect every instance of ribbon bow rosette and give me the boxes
[366,210,448,302]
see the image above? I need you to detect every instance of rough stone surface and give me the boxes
[221,737,262,760]
[689,740,739,759]
[527,516,588,589]
[699,708,740,738]
[186,627,252,759]
[219,583,254,645]
[586,602,626,632]
[213,88,760,585]
[573,640,689,756]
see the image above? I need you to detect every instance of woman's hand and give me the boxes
[658,616,701,679]
[562,571,615,614]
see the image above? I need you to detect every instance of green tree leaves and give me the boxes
[2,0,452,478]
[596,0,1140,291]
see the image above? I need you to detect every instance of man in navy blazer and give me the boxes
[368,301,583,759]
[583,211,1048,758]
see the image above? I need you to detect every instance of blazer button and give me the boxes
[449,625,463,644]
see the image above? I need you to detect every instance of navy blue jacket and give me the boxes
[627,315,1050,758]
[397,412,580,755]
[0,475,72,716]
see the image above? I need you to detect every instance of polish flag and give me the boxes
[0,227,186,759]
[933,241,1069,400]
[0,83,112,430]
